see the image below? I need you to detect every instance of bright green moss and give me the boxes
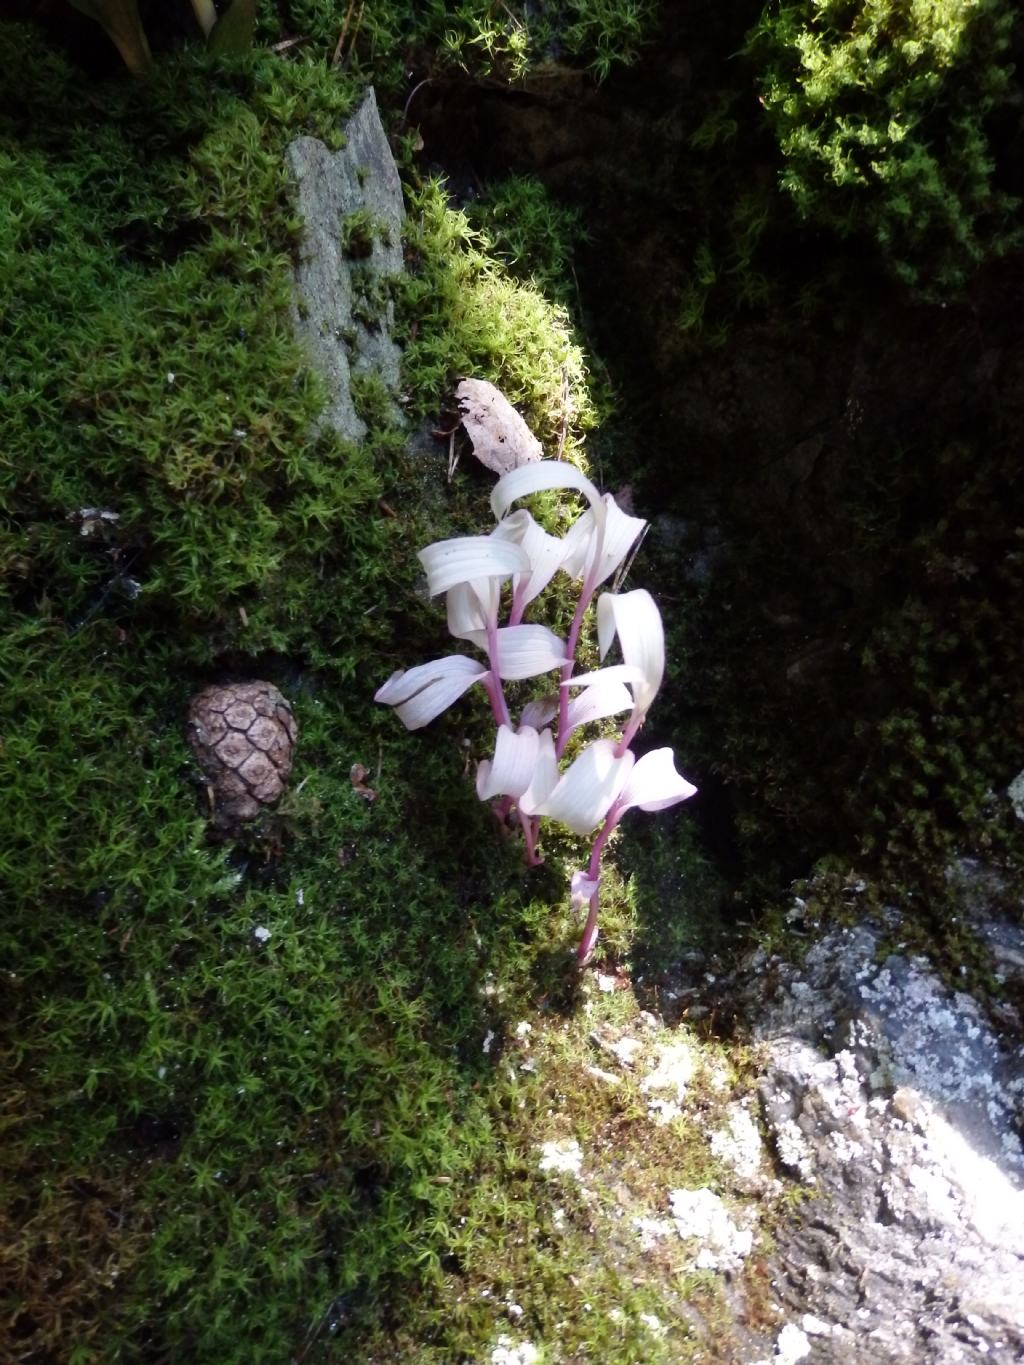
[398,176,599,449]
[747,0,1022,294]
[465,174,586,307]
[0,20,658,1360]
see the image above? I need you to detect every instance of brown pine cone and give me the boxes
[186,681,298,828]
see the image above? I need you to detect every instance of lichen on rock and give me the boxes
[287,86,405,442]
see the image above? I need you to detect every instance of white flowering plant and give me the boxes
[375,459,696,963]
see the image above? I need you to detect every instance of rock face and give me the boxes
[286,87,405,442]
[735,919,1024,1363]
[186,681,298,828]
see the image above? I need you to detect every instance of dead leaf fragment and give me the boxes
[350,763,376,801]
[456,379,542,476]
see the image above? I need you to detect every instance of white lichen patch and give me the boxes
[640,1040,695,1123]
[605,1035,643,1068]
[633,1215,675,1251]
[669,1187,753,1272]
[774,1322,811,1364]
[538,1139,583,1179]
[710,1102,763,1182]
[639,1312,666,1336]
[771,1114,815,1182]
[491,1336,541,1365]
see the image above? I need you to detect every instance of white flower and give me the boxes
[564,588,665,733]
[418,535,527,597]
[418,529,566,683]
[560,496,647,590]
[374,655,489,730]
[490,459,602,522]
[477,725,544,801]
[617,747,697,813]
[520,739,696,834]
[491,508,565,615]
[520,738,633,835]
[563,677,634,740]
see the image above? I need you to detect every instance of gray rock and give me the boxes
[731,918,1024,1363]
[287,87,404,442]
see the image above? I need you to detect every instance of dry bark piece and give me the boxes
[456,378,542,475]
[349,763,376,801]
[187,681,298,828]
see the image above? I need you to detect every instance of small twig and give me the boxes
[330,0,357,68]
[338,1,365,70]
[402,77,435,125]
[611,524,649,594]
[67,550,143,636]
[271,36,310,54]
[447,431,459,483]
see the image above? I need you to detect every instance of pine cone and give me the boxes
[186,681,298,828]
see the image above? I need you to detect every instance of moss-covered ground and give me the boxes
[0,9,749,1361]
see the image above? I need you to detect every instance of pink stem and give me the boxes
[614,711,643,758]
[577,805,621,963]
[481,674,506,727]
[508,582,528,627]
[517,806,544,865]
[556,564,600,759]
[485,618,511,727]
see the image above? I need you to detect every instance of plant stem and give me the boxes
[577,806,621,963]
[614,711,642,757]
[517,807,543,865]
[485,618,511,727]
[508,582,528,626]
[482,674,507,728]
[556,564,600,758]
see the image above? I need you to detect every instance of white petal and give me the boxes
[476,725,541,801]
[562,663,646,690]
[521,738,634,835]
[597,591,617,660]
[559,509,597,579]
[446,579,495,646]
[492,509,565,606]
[374,655,488,730]
[520,727,558,812]
[520,695,559,730]
[494,624,567,680]
[491,460,601,522]
[617,748,697,814]
[561,497,646,588]
[564,680,634,738]
[418,536,527,596]
[594,496,647,586]
[598,589,664,715]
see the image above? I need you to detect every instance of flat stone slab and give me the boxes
[287,87,404,442]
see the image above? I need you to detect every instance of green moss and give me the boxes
[260,0,659,82]
[746,0,1022,295]
[340,206,390,257]
[0,19,679,1360]
[397,176,600,446]
[466,174,586,307]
